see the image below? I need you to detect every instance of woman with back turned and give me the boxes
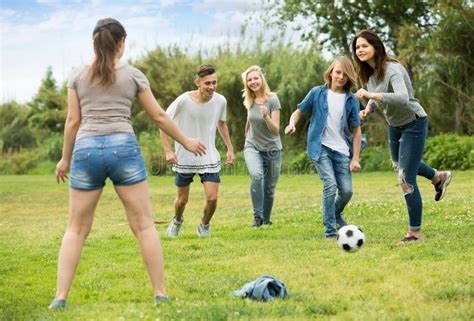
[49,18,205,309]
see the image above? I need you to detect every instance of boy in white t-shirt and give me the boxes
[160,64,234,238]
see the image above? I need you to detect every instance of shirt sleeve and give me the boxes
[297,87,317,115]
[131,67,150,92]
[269,94,281,112]
[166,95,181,120]
[381,71,409,106]
[349,95,361,127]
[67,66,81,89]
[219,96,227,122]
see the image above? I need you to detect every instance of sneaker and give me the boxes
[166,218,183,237]
[197,223,210,238]
[325,233,337,239]
[434,171,452,201]
[154,295,170,304]
[49,299,66,310]
[252,217,263,228]
[263,220,272,226]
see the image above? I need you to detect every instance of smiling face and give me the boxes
[246,71,263,93]
[329,62,349,92]
[355,37,376,65]
[195,73,218,101]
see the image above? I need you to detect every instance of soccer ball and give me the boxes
[337,225,365,253]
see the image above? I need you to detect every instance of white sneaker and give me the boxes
[166,218,183,237]
[197,223,210,238]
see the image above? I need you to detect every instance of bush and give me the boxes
[43,134,63,162]
[0,150,41,174]
[137,132,169,176]
[360,146,392,172]
[423,134,474,170]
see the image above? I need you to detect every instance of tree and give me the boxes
[0,101,36,153]
[265,0,434,55]
[28,66,67,134]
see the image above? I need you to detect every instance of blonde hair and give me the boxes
[241,65,274,109]
[323,56,357,91]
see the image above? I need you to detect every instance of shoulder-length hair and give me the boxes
[323,56,357,91]
[88,18,127,87]
[241,65,275,109]
[351,30,398,86]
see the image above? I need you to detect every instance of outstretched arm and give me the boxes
[56,88,81,183]
[138,88,206,157]
[284,109,303,134]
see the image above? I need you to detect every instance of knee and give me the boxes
[340,188,353,200]
[398,169,414,195]
[323,183,337,196]
[206,196,218,206]
[175,197,188,208]
[67,224,91,239]
[249,171,263,182]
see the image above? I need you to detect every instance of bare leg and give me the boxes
[174,186,190,222]
[53,188,102,300]
[201,182,219,225]
[114,181,166,297]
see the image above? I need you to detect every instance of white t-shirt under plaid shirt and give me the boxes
[166,91,227,173]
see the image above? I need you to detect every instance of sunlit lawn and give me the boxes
[0,171,472,320]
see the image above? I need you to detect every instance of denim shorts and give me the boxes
[70,133,147,190]
[174,172,220,187]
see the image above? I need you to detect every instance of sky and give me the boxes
[0,0,291,104]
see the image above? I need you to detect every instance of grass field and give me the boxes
[0,172,473,320]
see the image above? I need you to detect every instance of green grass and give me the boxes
[0,172,473,320]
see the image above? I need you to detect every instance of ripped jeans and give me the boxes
[244,144,282,223]
[388,116,436,230]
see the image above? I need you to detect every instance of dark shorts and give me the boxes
[174,172,221,187]
[69,134,147,190]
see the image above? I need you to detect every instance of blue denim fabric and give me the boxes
[297,85,361,161]
[244,143,282,223]
[70,133,147,190]
[174,172,220,187]
[313,145,353,236]
[388,116,436,230]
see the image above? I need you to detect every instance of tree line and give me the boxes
[1,0,472,156]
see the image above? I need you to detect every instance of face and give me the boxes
[355,37,375,63]
[330,62,348,91]
[195,73,218,99]
[246,71,263,93]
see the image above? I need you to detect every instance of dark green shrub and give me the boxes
[138,132,168,176]
[360,146,392,172]
[0,150,40,174]
[423,134,474,170]
[43,134,63,161]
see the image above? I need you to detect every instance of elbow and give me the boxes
[66,117,81,131]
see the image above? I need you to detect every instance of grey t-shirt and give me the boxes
[245,94,282,151]
[368,62,427,127]
[67,64,149,139]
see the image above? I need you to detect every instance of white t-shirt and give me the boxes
[166,91,227,173]
[321,90,349,156]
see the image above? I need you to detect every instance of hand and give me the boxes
[226,150,235,165]
[350,159,361,172]
[55,158,70,183]
[284,124,296,135]
[165,150,178,164]
[259,105,269,118]
[360,109,369,121]
[356,88,371,101]
[183,138,206,157]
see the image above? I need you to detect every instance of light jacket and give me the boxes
[297,84,363,161]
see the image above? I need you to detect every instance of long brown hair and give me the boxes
[88,18,126,87]
[323,56,357,92]
[351,30,398,86]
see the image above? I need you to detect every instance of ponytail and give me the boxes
[88,18,126,87]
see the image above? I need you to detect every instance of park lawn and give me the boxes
[0,171,472,320]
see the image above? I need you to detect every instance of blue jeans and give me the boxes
[314,145,353,236]
[244,144,282,223]
[388,116,436,230]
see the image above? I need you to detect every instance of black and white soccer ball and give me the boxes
[337,225,365,253]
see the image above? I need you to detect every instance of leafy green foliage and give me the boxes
[0,101,36,153]
[424,134,474,170]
